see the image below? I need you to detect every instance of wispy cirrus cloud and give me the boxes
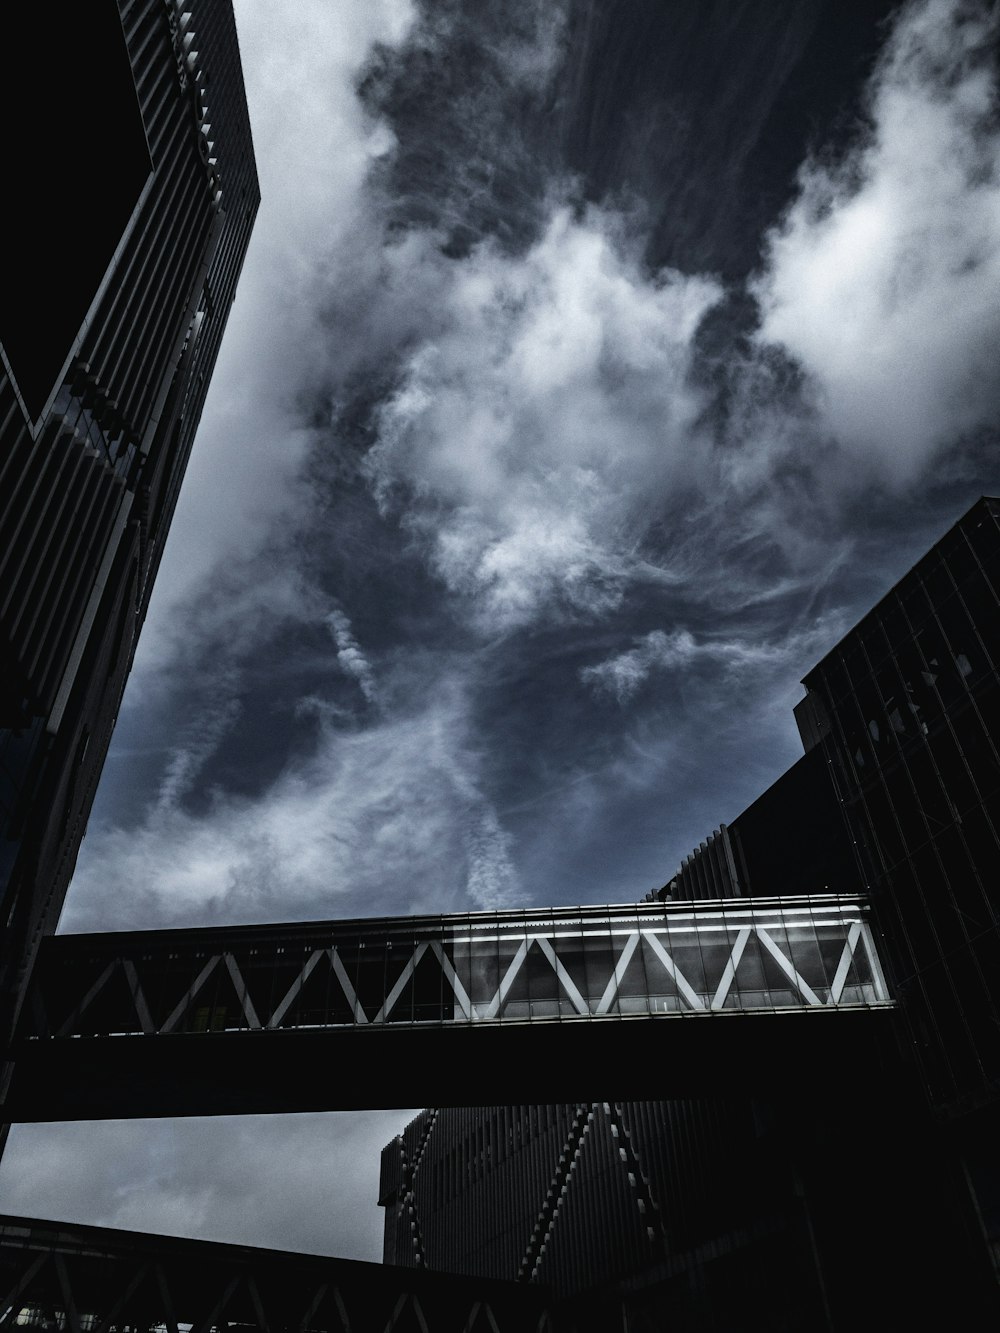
[129,0,418,685]
[65,667,519,934]
[327,608,380,705]
[580,619,848,706]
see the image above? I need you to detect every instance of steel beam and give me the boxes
[2,896,896,1120]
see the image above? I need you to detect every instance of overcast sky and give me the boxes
[2,0,1000,1265]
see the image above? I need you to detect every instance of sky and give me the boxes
[2,0,1000,1264]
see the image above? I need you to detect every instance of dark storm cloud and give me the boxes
[62,0,1000,937]
[7,0,1000,1263]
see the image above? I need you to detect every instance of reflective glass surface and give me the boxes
[25,896,890,1040]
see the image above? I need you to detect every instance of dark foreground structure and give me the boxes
[0,1214,551,1333]
[380,497,1000,1328]
[0,1,259,1061]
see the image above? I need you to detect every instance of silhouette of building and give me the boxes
[380,496,1000,1329]
[0,1,259,1060]
[799,496,1000,1118]
[379,1102,848,1326]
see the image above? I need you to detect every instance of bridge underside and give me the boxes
[4,1003,898,1120]
[3,896,896,1120]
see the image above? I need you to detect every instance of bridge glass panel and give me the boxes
[20,896,890,1043]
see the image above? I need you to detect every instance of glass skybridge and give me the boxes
[26,895,888,1038]
[5,896,894,1119]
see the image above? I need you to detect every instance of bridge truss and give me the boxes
[4,896,894,1119]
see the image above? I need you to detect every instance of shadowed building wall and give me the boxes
[380,499,1000,1330]
[799,494,1000,1294]
[0,1,259,1064]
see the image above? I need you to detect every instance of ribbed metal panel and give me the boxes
[802,496,1000,1115]
[0,0,258,1046]
[380,1097,836,1311]
[381,1100,783,1301]
[670,825,741,902]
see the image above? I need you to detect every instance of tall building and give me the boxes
[797,494,1000,1294]
[798,497,1000,1115]
[0,2,258,1056]
[380,497,1000,1329]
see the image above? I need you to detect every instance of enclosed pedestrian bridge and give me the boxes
[3,896,896,1120]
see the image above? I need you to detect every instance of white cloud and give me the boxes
[366,208,721,631]
[581,619,847,705]
[327,609,379,704]
[464,806,521,907]
[131,0,417,684]
[754,0,1000,481]
[65,671,519,932]
[154,691,243,811]
[124,559,330,725]
[581,630,700,702]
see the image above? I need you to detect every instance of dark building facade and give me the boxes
[381,497,1000,1329]
[382,1095,972,1329]
[799,498,1000,1115]
[657,745,859,904]
[0,2,259,1056]
[797,494,1000,1295]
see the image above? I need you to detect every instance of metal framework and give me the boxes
[0,1215,552,1333]
[1,896,894,1120]
[24,895,888,1038]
